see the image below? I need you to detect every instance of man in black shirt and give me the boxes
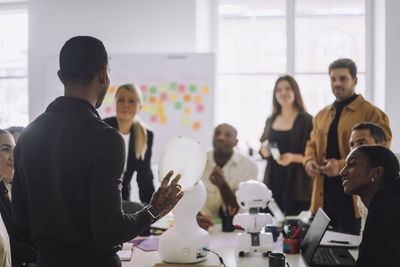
[12,36,184,267]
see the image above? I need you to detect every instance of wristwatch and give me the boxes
[146,205,160,221]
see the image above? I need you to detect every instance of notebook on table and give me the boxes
[300,208,356,267]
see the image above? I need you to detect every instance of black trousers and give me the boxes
[323,175,361,235]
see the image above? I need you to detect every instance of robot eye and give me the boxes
[241,202,245,206]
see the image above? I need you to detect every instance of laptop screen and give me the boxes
[300,208,331,263]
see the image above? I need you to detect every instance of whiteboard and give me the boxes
[44,53,215,164]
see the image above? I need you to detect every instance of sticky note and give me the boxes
[160,84,168,92]
[160,92,168,101]
[140,85,148,93]
[141,104,147,111]
[193,122,201,130]
[184,107,191,115]
[157,100,164,108]
[105,106,113,114]
[183,94,191,102]
[149,96,157,103]
[201,86,209,94]
[142,95,147,103]
[150,87,157,94]
[109,86,116,94]
[169,93,178,101]
[150,115,157,123]
[148,105,157,115]
[160,115,167,124]
[182,117,190,126]
[196,104,204,112]
[103,95,113,104]
[178,85,186,93]
[170,83,177,90]
[157,107,164,115]
[194,95,202,103]
[189,85,196,93]
[175,102,182,110]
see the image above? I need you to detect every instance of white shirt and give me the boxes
[200,151,258,218]
[0,214,11,267]
[121,132,131,172]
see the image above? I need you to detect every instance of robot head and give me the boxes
[236,180,272,210]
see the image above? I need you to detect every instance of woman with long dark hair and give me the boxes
[340,145,400,267]
[259,75,313,215]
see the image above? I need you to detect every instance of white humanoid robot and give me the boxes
[233,180,274,257]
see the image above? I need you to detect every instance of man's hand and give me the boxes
[320,159,340,177]
[149,170,184,219]
[197,213,214,230]
[305,160,322,177]
[277,153,293,166]
[209,166,226,187]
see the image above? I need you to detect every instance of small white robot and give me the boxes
[233,180,274,257]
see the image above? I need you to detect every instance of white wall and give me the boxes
[28,0,197,120]
[383,0,400,152]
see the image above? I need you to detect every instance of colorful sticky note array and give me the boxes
[141,104,147,111]
[183,107,191,115]
[157,108,164,115]
[105,106,113,114]
[103,95,113,104]
[148,105,157,115]
[183,94,191,102]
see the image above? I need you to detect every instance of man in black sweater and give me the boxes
[11,36,184,267]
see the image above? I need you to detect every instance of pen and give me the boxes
[328,240,350,244]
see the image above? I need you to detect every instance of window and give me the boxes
[0,5,28,129]
[215,0,366,151]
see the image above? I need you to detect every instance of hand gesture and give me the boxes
[149,170,184,219]
[277,153,293,166]
[197,213,214,231]
[209,166,226,187]
[305,160,322,177]
[320,159,340,177]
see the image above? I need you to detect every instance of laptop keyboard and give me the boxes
[313,247,340,265]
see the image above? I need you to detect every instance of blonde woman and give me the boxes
[104,84,155,203]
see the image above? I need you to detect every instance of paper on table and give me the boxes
[320,230,361,248]
[151,214,174,230]
[117,243,133,261]
[130,237,159,252]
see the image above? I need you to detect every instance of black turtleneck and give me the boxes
[326,94,358,159]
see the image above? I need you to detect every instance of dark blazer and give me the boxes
[0,181,36,266]
[103,117,155,203]
[357,188,400,267]
[12,97,152,267]
[260,112,313,201]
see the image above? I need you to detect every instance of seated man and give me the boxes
[198,123,258,229]
[349,122,389,231]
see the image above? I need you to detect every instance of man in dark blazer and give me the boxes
[11,36,184,267]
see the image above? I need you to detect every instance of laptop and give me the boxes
[300,208,356,267]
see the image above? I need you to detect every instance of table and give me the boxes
[122,224,331,267]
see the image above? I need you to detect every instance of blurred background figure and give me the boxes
[6,126,24,143]
[0,129,36,266]
[259,75,313,216]
[104,84,155,204]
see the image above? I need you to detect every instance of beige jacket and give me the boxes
[304,95,392,217]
